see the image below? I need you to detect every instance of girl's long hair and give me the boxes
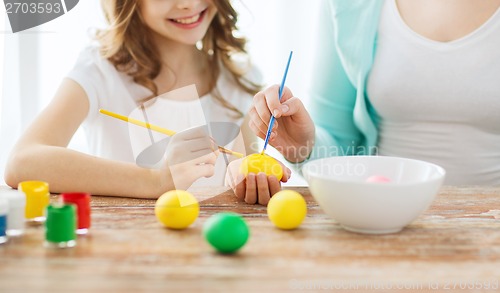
[96,0,260,116]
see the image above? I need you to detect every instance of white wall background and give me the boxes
[0,0,320,186]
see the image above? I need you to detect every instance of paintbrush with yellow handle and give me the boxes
[99,109,244,158]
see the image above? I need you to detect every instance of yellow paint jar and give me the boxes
[18,181,50,223]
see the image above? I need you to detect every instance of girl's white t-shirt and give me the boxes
[367,0,500,185]
[66,46,256,187]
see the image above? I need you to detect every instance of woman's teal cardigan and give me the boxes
[306,0,385,161]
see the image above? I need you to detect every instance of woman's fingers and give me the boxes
[256,172,271,206]
[228,152,290,205]
[248,109,268,139]
[234,174,246,202]
[278,96,305,118]
[251,88,282,134]
[235,173,283,206]
[244,173,257,204]
[269,175,281,196]
[248,85,292,141]
[253,90,273,126]
[263,85,294,118]
[279,161,292,183]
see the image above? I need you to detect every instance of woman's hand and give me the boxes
[249,85,315,162]
[225,157,291,206]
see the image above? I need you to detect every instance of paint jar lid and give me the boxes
[19,181,49,196]
[45,204,76,243]
[0,189,26,208]
[0,198,8,215]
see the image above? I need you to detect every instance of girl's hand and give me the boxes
[161,126,219,190]
[225,157,292,206]
[249,85,315,162]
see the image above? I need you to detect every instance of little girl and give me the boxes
[4,0,288,199]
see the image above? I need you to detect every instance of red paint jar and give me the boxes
[61,193,91,235]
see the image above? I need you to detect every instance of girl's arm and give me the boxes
[4,79,175,198]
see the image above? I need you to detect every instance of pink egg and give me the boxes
[366,175,391,183]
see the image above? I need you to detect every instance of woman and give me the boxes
[238,0,500,202]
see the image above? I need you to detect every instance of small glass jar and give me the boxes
[61,192,91,235]
[0,189,26,236]
[0,198,8,244]
[45,204,77,248]
[19,181,50,223]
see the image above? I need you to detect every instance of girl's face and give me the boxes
[139,0,217,46]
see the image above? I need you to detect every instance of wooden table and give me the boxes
[1,186,500,292]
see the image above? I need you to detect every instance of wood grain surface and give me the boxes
[1,186,499,292]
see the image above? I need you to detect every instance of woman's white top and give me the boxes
[67,46,256,187]
[367,0,500,185]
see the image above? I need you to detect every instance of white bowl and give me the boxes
[302,156,445,234]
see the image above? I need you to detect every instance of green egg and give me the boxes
[203,213,249,254]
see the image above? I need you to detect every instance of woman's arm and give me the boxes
[306,0,364,160]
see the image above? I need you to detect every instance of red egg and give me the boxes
[366,175,391,183]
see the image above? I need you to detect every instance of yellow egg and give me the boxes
[267,190,307,230]
[239,153,283,180]
[155,190,199,229]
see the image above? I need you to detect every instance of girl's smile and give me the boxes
[140,0,217,46]
[168,8,208,29]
